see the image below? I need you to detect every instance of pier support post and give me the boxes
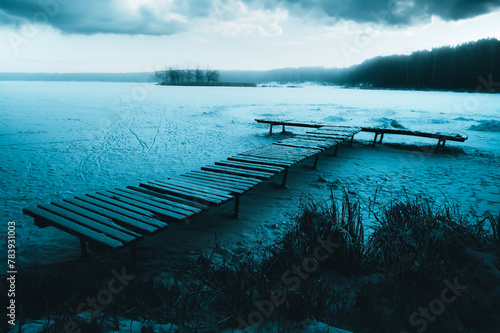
[334,145,339,156]
[313,154,319,169]
[233,196,240,218]
[435,139,446,152]
[373,133,378,146]
[378,133,384,143]
[350,136,354,146]
[282,125,286,133]
[269,125,273,136]
[280,168,289,188]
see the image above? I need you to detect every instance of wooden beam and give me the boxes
[233,196,240,218]
[23,206,124,250]
[361,127,467,142]
[313,154,319,169]
[38,203,138,244]
[280,167,289,188]
[62,198,159,235]
[128,186,210,211]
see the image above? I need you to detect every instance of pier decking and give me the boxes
[23,118,468,262]
[23,123,360,261]
[255,118,468,150]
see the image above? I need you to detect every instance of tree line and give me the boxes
[155,65,220,84]
[216,38,500,92]
[341,38,500,91]
[3,38,497,92]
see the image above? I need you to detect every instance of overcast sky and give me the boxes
[1,0,500,72]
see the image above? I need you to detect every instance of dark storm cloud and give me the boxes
[251,0,500,25]
[0,0,499,35]
[0,0,191,35]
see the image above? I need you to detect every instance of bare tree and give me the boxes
[168,66,184,83]
[155,69,169,83]
[195,67,204,82]
[159,63,220,84]
[205,66,220,82]
[185,63,194,82]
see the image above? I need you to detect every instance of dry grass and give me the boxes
[17,192,500,333]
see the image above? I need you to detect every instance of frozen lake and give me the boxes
[1,82,499,257]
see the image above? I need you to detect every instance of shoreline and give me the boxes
[158,81,257,87]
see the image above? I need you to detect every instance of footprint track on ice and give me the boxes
[129,115,149,155]
[78,116,126,182]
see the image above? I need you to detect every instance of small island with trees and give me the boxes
[155,65,256,87]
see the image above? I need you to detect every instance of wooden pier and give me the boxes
[255,118,468,150]
[23,122,361,261]
[23,118,468,261]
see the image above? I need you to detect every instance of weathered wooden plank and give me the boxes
[304,132,350,138]
[178,173,252,190]
[51,200,143,238]
[228,155,294,167]
[255,118,324,128]
[62,198,158,234]
[360,127,467,142]
[189,170,261,185]
[274,138,334,149]
[155,179,234,198]
[150,181,233,201]
[180,173,257,192]
[201,164,275,180]
[106,189,196,217]
[127,186,210,211]
[241,151,304,162]
[273,142,326,150]
[300,133,350,141]
[310,127,361,134]
[243,144,321,157]
[215,160,284,173]
[114,188,203,215]
[97,191,186,221]
[315,125,361,132]
[87,193,159,218]
[174,176,249,194]
[23,206,123,249]
[306,130,354,136]
[141,182,224,206]
[38,203,137,244]
[74,196,167,229]
[273,141,326,151]
[295,136,342,145]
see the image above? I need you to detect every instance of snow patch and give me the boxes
[374,117,406,129]
[468,120,500,132]
[453,117,475,121]
[322,115,346,122]
[428,118,450,124]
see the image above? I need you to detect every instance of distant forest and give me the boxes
[219,38,500,92]
[340,38,500,91]
[2,38,498,92]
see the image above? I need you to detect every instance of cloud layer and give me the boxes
[1,0,499,35]
[262,0,500,25]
